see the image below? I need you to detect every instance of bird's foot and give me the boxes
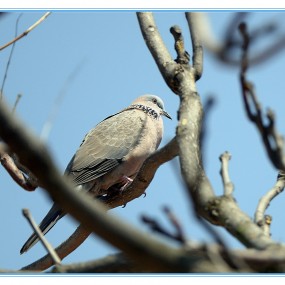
[120,175,133,191]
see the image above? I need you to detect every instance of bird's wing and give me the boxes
[65,109,146,185]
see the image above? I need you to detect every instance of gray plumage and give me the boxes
[20,94,171,254]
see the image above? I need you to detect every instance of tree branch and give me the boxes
[254,171,285,235]
[100,136,178,208]
[185,12,203,81]
[0,152,38,191]
[4,244,285,273]
[21,137,179,271]
[199,12,285,67]
[219,151,234,196]
[0,98,183,272]
[239,22,285,171]
[137,12,278,251]
[21,224,91,271]
[0,12,51,52]
[141,206,187,245]
[22,208,61,265]
[137,12,180,94]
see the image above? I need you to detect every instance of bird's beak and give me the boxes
[162,110,172,120]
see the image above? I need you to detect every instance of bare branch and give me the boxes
[200,96,216,164]
[200,12,285,67]
[163,206,187,244]
[0,98,184,272]
[136,12,179,94]
[40,60,85,141]
[16,245,285,273]
[101,136,178,207]
[185,12,203,81]
[219,151,234,196]
[169,25,190,65]
[53,253,141,273]
[12,93,22,114]
[138,12,278,251]
[21,224,90,271]
[0,152,37,191]
[1,14,22,100]
[141,206,187,245]
[21,136,178,271]
[0,12,51,52]
[239,22,285,170]
[254,171,285,235]
[22,208,61,265]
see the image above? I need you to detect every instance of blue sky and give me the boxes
[1,11,285,271]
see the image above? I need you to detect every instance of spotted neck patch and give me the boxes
[127,104,160,119]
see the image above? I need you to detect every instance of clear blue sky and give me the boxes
[1,11,285,271]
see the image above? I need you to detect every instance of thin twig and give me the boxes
[141,215,174,241]
[201,12,285,67]
[141,206,187,245]
[0,14,22,100]
[0,12,51,52]
[219,151,234,196]
[0,153,37,191]
[239,22,285,170]
[21,224,91,271]
[12,93,22,114]
[254,171,285,235]
[200,95,216,166]
[40,60,85,141]
[163,206,187,244]
[22,208,61,266]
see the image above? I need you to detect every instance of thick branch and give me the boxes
[101,136,178,208]
[52,244,285,273]
[137,12,180,94]
[6,244,285,273]
[20,137,178,271]
[137,12,278,251]
[0,99,184,272]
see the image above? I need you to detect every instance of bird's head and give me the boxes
[132,94,172,120]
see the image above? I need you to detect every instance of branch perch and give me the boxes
[0,97,185,272]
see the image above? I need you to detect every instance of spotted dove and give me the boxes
[20,94,171,254]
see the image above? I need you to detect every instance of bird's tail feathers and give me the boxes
[20,204,64,254]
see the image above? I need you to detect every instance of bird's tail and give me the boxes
[20,204,64,254]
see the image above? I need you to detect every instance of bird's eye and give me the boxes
[152,98,157,104]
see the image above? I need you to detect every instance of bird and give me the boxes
[20,94,171,254]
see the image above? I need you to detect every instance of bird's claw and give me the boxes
[120,175,133,191]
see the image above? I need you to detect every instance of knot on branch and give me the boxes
[170,25,190,65]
